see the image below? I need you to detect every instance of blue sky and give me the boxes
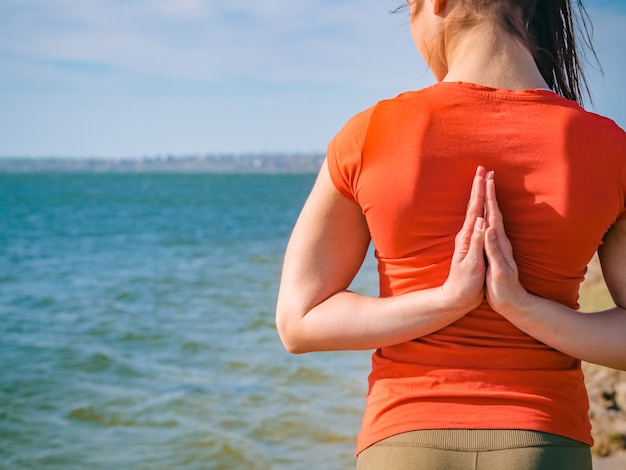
[0,0,624,157]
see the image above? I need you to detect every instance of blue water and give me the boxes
[0,173,377,469]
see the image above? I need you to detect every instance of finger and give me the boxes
[484,171,493,224]
[466,216,486,266]
[469,166,486,217]
[484,226,515,272]
[455,168,486,260]
[484,227,504,279]
[485,174,514,256]
[461,166,487,234]
[485,173,501,229]
[486,173,506,234]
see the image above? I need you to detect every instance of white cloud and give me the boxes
[0,0,419,87]
[1,0,622,91]
[0,0,623,156]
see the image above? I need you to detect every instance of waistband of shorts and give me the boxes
[374,430,589,452]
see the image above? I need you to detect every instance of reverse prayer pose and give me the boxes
[276,0,626,468]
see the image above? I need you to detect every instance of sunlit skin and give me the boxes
[483,172,626,370]
[276,0,626,370]
[408,0,548,89]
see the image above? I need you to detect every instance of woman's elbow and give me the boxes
[275,304,310,355]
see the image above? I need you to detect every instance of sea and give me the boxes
[0,171,379,469]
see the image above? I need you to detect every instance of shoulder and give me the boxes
[372,87,440,116]
[567,108,626,223]
[333,85,439,134]
[328,88,434,159]
[570,105,625,136]
[570,107,626,164]
[326,88,434,200]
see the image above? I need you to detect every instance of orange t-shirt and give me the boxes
[327,82,626,454]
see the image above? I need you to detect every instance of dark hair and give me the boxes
[505,0,599,105]
[396,0,600,105]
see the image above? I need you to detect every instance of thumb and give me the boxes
[484,226,512,275]
[466,217,486,263]
[484,227,502,263]
[485,225,518,272]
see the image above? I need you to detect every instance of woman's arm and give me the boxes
[276,162,487,354]
[484,173,626,370]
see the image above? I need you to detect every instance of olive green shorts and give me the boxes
[356,429,591,470]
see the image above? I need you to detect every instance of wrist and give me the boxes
[438,285,481,317]
[491,289,535,322]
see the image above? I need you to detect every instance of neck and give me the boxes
[440,23,549,90]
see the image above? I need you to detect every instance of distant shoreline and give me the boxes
[0,154,325,174]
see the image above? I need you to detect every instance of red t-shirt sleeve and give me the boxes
[326,106,375,203]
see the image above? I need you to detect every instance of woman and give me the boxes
[276,0,626,468]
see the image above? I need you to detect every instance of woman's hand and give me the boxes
[440,166,488,314]
[483,172,531,315]
[482,172,626,369]
[277,163,492,353]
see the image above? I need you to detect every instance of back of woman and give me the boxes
[276,0,626,468]
[328,80,626,454]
